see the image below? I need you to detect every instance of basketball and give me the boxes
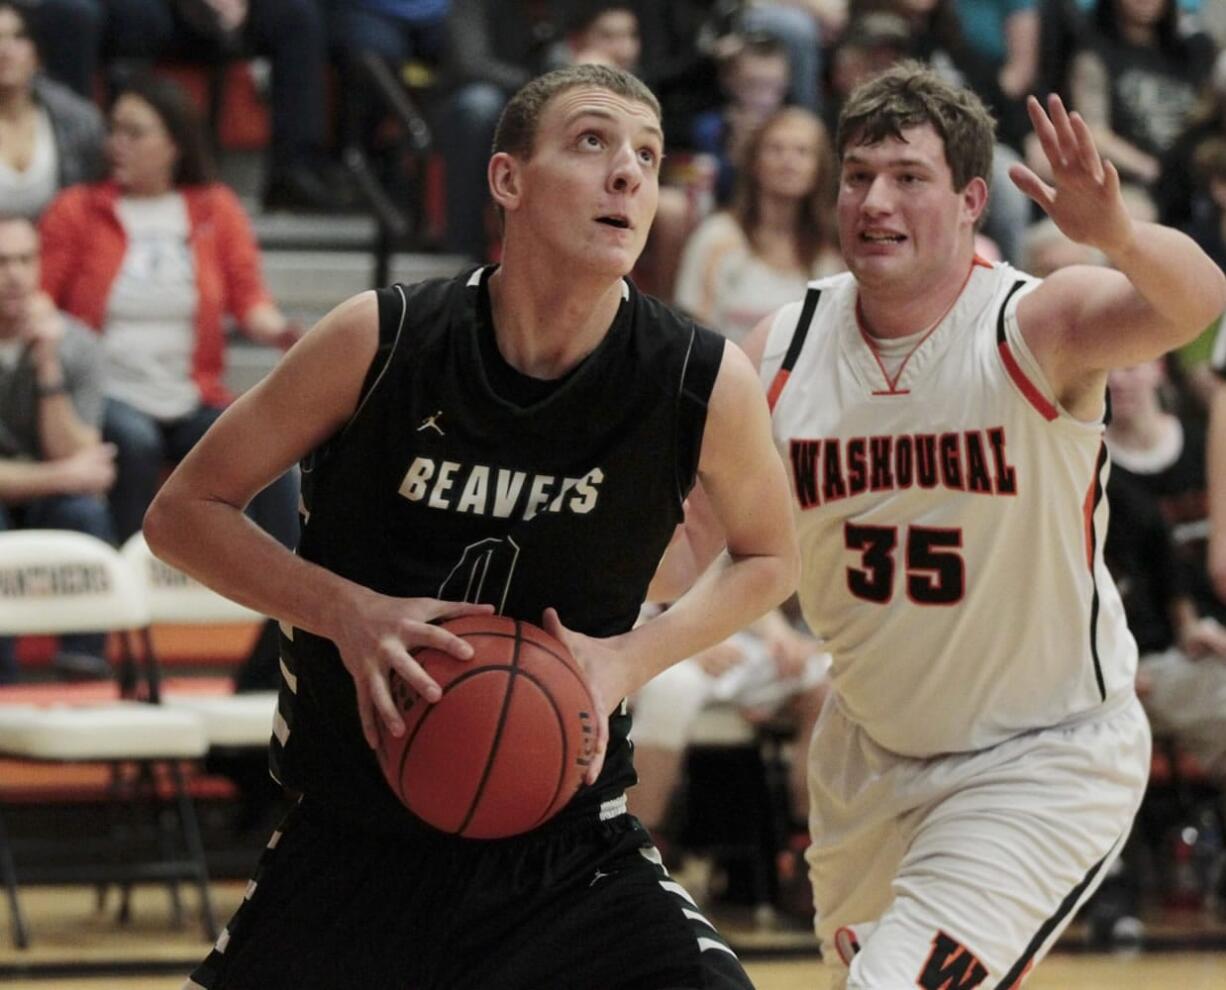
[376,615,598,839]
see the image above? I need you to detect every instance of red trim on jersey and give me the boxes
[767,368,790,412]
[998,340,1059,422]
[833,926,861,966]
[971,253,994,269]
[1082,463,1097,571]
[1006,960,1035,989]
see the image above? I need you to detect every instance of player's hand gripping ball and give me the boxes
[376,615,599,839]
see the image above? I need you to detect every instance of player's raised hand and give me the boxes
[1008,94,1134,257]
[332,591,494,749]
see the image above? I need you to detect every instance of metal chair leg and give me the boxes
[168,761,218,941]
[0,810,30,948]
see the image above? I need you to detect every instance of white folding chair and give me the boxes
[121,533,279,754]
[0,530,216,949]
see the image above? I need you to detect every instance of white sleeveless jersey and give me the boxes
[762,262,1137,757]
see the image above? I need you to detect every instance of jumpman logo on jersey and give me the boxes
[417,411,445,436]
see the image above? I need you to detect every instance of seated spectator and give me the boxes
[881,0,1033,262]
[675,107,843,343]
[1109,358,1221,620]
[16,0,102,98]
[38,74,299,548]
[101,0,351,211]
[1021,216,1106,276]
[740,1,848,114]
[563,1,640,71]
[631,0,733,147]
[1101,473,1226,937]
[1065,0,1217,208]
[436,0,569,260]
[0,214,115,683]
[952,0,1039,148]
[630,607,830,870]
[1156,52,1226,230]
[1185,137,1226,272]
[691,32,793,207]
[824,11,912,134]
[0,1,105,220]
[327,0,449,161]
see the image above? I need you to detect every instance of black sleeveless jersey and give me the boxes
[271,267,726,838]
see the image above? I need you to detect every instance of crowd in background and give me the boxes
[3,0,1226,936]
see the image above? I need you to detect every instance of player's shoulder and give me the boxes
[628,281,728,392]
[765,271,855,347]
[376,266,482,344]
[630,280,724,351]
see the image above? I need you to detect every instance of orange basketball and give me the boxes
[376,615,598,839]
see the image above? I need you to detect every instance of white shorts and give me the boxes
[806,691,1150,989]
[631,633,830,750]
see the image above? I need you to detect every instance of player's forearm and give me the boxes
[1107,223,1226,348]
[622,545,797,690]
[645,486,724,603]
[37,394,100,460]
[144,492,363,643]
[0,458,75,501]
[1001,10,1038,93]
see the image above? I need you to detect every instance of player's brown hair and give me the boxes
[836,60,995,195]
[493,63,661,160]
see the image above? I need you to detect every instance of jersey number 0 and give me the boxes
[438,536,521,613]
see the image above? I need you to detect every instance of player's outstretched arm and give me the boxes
[144,292,491,749]
[1009,94,1226,414]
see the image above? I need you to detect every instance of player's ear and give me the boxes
[961,176,989,227]
[489,152,522,212]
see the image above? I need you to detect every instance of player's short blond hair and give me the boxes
[493,64,661,160]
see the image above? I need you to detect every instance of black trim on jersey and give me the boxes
[358,284,411,415]
[1088,442,1109,701]
[675,324,723,510]
[674,327,698,508]
[995,848,1113,989]
[994,279,1027,344]
[782,288,822,374]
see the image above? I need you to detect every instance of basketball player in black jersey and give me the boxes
[145,64,798,990]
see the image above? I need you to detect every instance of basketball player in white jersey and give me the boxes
[739,62,1226,988]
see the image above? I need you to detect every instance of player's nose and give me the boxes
[607,144,644,194]
[861,175,895,215]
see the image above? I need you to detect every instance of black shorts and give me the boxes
[185,798,754,990]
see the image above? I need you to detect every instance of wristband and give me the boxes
[36,381,67,397]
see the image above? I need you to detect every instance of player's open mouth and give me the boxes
[596,215,632,230]
[861,231,905,243]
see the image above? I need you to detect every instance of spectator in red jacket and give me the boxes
[39,74,299,547]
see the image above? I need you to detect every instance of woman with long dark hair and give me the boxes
[675,106,842,344]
